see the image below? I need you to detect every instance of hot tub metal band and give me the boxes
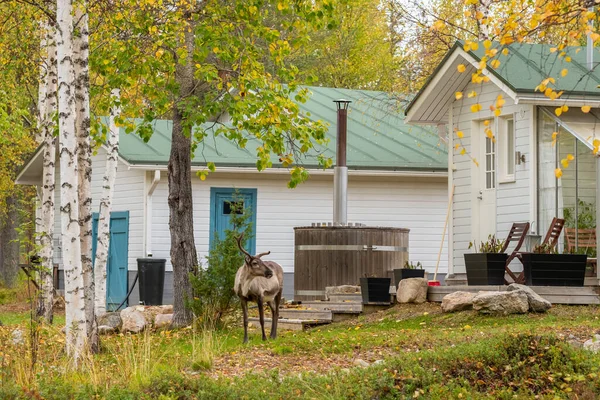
[295,245,407,252]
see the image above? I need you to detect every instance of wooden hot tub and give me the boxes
[293,226,409,301]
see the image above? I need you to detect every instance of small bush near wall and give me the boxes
[188,191,253,329]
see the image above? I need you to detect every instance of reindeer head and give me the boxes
[236,233,273,278]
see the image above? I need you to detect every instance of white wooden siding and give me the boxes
[52,148,145,271]
[149,173,448,275]
[451,80,532,272]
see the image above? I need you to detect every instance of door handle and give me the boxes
[477,190,483,200]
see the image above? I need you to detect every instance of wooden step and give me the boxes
[248,317,329,331]
[300,301,363,312]
[279,309,333,321]
[326,293,363,302]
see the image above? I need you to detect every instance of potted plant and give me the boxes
[393,261,425,285]
[464,235,507,285]
[521,244,587,286]
[359,275,391,304]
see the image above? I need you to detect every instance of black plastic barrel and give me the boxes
[137,258,166,305]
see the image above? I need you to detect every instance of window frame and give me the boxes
[498,114,516,183]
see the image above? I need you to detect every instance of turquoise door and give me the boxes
[92,211,130,311]
[209,188,257,254]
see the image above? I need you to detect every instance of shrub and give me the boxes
[188,190,253,329]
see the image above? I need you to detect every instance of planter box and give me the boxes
[464,253,508,285]
[393,268,425,285]
[521,253,587,286]
[359,277,391,304]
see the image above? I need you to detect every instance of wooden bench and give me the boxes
[565,228,597,277]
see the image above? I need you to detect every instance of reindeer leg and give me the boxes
[270,291,282,339]
[257,297,267,341]
[241,298,249,344]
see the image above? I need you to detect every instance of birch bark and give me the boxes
[57,0,87,362]
[73,4,97,351]
[94,89,120,316]
[37,21,57,324]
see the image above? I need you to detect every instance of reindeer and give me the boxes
[234,234,283,343]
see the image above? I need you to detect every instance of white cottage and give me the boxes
[17,86,449,305]
[406,41,600,284]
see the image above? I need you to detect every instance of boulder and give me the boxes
[506,283,552,312]
[120,306,147,333]
[583,335,600,353]
[97,312,122,331]
[441,291,476,313]
[472,290,529,315]
[154,313,173,329]
[11,329,24,345]
[396,278,428,304]
[140,305,173,326]
[326,285,360,295]
[98,325,116,335]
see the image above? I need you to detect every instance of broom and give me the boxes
[429,184,455,286]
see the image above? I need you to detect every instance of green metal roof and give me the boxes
[407,41,600,115]
[118,86,447,171]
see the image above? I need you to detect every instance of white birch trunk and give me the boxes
[94,89,120,316]
[57,0,87,363]
[38,21,57,324]
[73,5,97,350]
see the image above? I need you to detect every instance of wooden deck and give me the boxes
[428,285,600,305]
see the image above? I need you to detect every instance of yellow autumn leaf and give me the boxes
[483,120,490,126]
[457,131,464,139]
[561,159,569,168]
[460,148,466,155]
[561,69,568,77]
[490,59,501,69]
[594,139,600,148]
[502,48,509,56]
[555,107,562,116]
[562,105,569,112]
[552,132,558,140]
[567,154,574,161]
[555,168,563,178]
[494,109,501,117]
[550,47,557,53]
[484,39,492,49]
[565,56,572,62]
[455,143,460,150]
[468,90,477,98]
[485,128,493,139]
[582,105,591,113]
[457,64,466,73]
[496,96,505,107]
[455,92,463,100]
[470,104,482,113]
[471,42,479,51]
[155,48,164,58]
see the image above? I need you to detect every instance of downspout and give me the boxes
[146,170,160,256]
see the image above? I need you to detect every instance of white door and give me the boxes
[474,122,497,242]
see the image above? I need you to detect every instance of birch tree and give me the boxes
[57,0,88,362]
[94,89,120,317]
[37,21,57,323]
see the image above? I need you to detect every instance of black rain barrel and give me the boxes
[137,258,166,305]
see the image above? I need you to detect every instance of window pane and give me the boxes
[486,172,491,189]
[507,119,515,175]
[224,201,244,215]
[486,155,491,171]
[538,111,557,235]
[486,137,491,153]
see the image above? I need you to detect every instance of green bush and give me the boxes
[188,191,253,329]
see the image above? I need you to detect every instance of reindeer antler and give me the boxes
[256,251,271,258]
[235,232,252,258]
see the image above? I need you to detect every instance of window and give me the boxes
[223,201,244,215]
[485,136,496,189]
[499,116,516,183]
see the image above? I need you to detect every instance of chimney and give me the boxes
[333,99,351,225]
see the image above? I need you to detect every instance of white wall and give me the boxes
[52,148,146,270]
[451,80,532,273]
[149,172,449,275]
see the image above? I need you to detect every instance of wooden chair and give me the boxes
[501,222,530,284]
[565,227,597,277]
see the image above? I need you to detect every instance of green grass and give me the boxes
[1,303,600,399]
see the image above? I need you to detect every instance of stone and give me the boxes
[583,335,600,353]
[11,329,24,345]
[396,278,428,304]
[97,312,122,331]
[154,313,173,329]
[506,284,552,312]
[326,285,360,295]
[140,305,173,326]
[120,306,147,333]
[441,291,476,313]
[352,358,370,368]
[472,290,529,315]
[373,360,385,365]
[98,325,116,335]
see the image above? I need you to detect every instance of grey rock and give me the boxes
[472,290,529,315]
[97,312,122,331]
[507,284,552,312]
[154,313,173,329]
[583,335,600,353]
[441,291,476,313]
[98,325,116,335]
[120,306,147,333]
[11,329,24,345]
[396,278,428,304]
[326,285,360,295]
[373,360,385,365]
[353,358,370,368]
